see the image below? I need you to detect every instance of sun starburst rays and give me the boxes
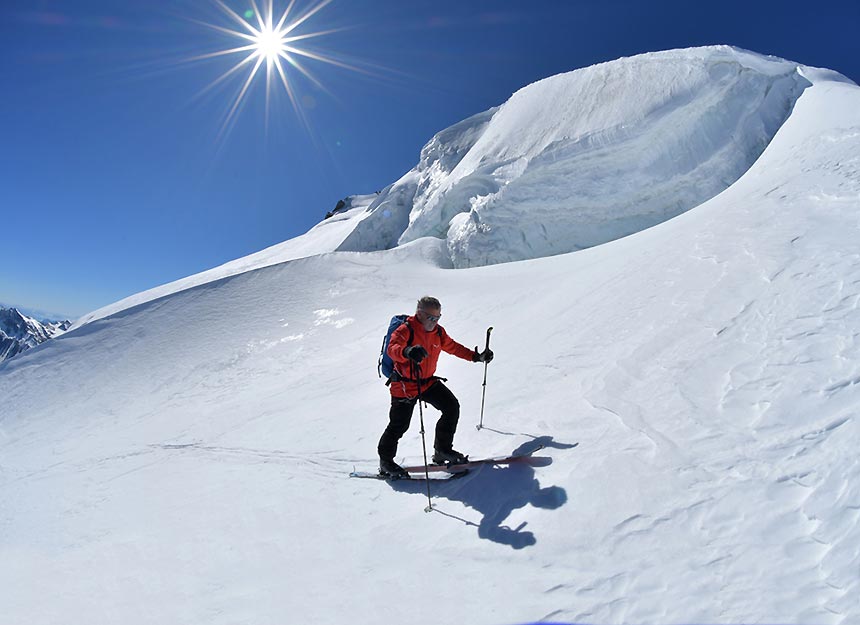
[190,0,359,141]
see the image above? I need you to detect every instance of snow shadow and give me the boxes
[392,436,576,549]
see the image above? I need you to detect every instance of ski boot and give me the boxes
[379,458,410,480]
[432,448,468,465]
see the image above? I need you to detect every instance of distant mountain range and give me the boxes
[0,307,71,364]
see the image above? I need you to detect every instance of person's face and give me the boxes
[417,307,441,331]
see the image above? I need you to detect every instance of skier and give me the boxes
[378,296,494,478]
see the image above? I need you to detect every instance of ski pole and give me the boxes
[413,361,434,512]
[476,326,493,430]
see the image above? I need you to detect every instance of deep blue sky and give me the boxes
[2,0,858,319]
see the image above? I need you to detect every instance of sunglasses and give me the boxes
[419,310,441,322]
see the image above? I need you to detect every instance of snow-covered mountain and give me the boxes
[0,307,70,363]
[2,46,859,625]
[337,46,812,267]
[73,46,821,327]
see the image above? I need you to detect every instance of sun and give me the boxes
[189,0,360,138]
[255,23,287,61]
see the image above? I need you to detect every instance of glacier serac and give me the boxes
[337,46,813,267]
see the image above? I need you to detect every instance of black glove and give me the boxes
[404,345,428,363]
[473,347,494,363]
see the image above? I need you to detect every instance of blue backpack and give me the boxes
[378,315,412,381]
[378,314,445,384]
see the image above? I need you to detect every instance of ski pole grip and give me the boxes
[485,327,493,351]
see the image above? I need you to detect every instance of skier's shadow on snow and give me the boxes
[390,436,576,549]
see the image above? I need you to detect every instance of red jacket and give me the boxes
[387,315,475,398]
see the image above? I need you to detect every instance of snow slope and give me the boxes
[2,49,860,625]
[73,193,378,328]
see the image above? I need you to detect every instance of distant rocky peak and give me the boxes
[0,307,70,364]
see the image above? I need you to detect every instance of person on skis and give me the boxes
[378,296,494,478]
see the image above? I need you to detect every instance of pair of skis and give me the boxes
[349,445,544,481]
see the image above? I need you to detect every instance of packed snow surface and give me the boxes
[2,48,860,625]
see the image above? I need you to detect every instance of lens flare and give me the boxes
[189,0,361,139]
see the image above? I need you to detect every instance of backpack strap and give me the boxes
[380,317,440,383]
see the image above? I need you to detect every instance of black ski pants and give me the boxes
[378,381,460,461]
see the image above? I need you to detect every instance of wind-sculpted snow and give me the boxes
[338,46,813,266]
[2,49,860,625]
